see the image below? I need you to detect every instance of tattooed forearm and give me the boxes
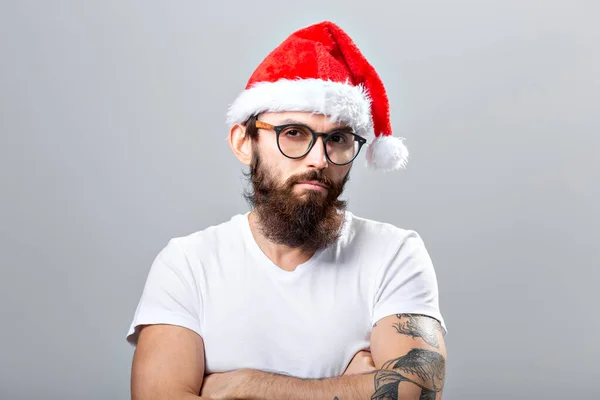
[372,349,445,400]
[393,314,441,349]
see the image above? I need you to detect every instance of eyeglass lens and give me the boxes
[278,125,359,164]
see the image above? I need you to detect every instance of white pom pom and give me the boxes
[365,135,409,171]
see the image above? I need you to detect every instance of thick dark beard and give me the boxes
[243,152,349,253]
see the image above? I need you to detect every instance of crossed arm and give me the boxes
[131,313,446,400]
[369,313,446,399]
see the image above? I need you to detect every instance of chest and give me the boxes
[199,262,374,378]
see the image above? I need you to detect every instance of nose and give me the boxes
[304,136,328,169]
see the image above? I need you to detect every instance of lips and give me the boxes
[297,181,328,189]
[298,181,327,189]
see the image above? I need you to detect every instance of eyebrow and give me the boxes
[277,118,354,132]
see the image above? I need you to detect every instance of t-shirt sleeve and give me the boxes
[125,239,203,345]
[372,230,447,335]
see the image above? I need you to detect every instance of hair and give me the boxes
[241,114,260,208]
[243,114,259,140]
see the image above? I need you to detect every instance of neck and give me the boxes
[247,210,315,272]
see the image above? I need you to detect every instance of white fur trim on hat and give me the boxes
[226,78,374,138]
[366,135,409,171]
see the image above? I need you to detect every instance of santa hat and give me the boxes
[226,21,409,171]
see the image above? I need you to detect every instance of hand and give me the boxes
[343,350,377,376]
[200,369,249,400]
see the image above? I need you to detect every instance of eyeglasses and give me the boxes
[255,119,367,166]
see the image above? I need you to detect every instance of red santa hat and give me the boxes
[226,21,409,171]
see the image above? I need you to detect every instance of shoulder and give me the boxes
[339,211,432,273]
[342,211,423,249]
[160,213,248,258]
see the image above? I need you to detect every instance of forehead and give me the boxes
[260,111,352,131]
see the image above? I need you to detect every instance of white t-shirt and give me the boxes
[126,211,446,379]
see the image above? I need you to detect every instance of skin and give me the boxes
[131,324,208,400]
[131,112,447,399]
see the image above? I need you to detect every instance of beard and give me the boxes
[243,152,349,253]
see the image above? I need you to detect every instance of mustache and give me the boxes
[285,170,335,189]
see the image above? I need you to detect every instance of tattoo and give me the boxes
[333,397,339,400]
[393,314,441,349]
[372,349,445,400]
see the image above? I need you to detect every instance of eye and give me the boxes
[329,132,354,144]
[330,134,345,143]
[282,126,311,139]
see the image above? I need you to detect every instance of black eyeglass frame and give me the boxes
[254,119,368,166]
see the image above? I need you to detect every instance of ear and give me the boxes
[228,123,253,166]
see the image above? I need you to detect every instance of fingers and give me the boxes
[359,350,376,368]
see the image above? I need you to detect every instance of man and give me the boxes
[126,21,447,400]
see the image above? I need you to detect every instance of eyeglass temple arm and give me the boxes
[255,120,274,130]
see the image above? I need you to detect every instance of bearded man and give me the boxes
[126,21,447,400]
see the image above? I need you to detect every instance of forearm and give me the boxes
[239,369,375,400]
[132,391,209,400]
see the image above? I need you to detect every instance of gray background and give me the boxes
[1,0,598,399]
